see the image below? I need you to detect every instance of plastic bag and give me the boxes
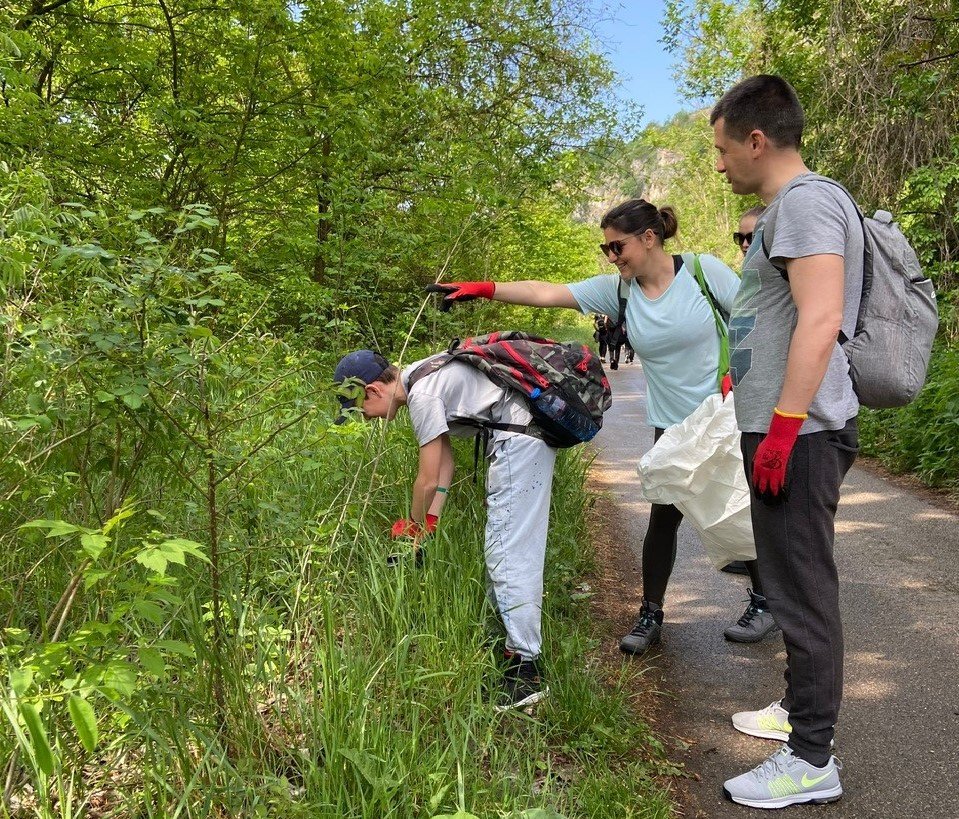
[637,393,756,569]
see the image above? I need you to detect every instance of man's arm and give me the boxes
[412,434,451,523]
[778,253,846,414]
[749,253,846,498]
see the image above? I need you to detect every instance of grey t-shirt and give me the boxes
[730,174,864,434]
[401,356,532,446]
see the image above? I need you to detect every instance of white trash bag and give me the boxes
[637,393,756,569]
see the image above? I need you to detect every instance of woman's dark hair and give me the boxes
[710,74,804,150]
[600,199,678,244]
[740,205,766,221]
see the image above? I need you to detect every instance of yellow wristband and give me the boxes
[774,407,808,420]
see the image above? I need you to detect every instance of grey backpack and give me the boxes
[762,175,939,408]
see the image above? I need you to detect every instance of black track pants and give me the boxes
[740,419,858,766]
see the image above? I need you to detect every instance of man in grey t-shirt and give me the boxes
[710,75,862,809]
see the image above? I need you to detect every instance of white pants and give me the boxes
[484,431,556,661]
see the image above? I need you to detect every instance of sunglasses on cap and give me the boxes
[733,231,754,247]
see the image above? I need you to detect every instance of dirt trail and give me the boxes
[586,362,959,818]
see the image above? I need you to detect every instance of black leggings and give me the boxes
[643,427,764,606]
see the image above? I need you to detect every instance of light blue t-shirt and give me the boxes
[567,254,740,428]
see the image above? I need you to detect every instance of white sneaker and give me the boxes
[723,745,842,809]
[732,700,791,741]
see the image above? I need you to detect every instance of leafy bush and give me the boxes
[0,170,672,817]
[858,332,959,491]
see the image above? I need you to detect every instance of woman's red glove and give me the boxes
[425,281,495,312]
[720,373,733,400]
[752,409,805,499]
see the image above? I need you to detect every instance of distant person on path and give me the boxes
[593,313,610,362]
[426,199,776,653]
[332,348,554,712]
[606,315,627,370]
[623,327,635,364]
[712,74,862,809]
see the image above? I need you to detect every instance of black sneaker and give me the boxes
[495,654,548,711]
[386,545,424,567]
[721,560,750,575]
[619,599,663,656]
[724,589,780,643]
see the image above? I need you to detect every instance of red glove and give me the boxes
[752,409,806,499]
[425,281,495,312]
[389,514,438,539]
[720,373,733,400]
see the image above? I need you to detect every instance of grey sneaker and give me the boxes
[723,745,842,809]
[732,700,792,741]
[724,589,781,643]
[619,599,663,656]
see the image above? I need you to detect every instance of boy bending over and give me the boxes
[334,348,556,710]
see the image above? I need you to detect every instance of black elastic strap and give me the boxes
[467,420,538,481]
[616,279,629,326]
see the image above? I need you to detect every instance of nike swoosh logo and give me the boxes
[801,771,832,788]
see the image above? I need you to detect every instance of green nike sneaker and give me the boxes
[732,700,791,741]
[723,745,842,809]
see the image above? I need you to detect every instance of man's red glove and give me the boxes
[752,409,806,500]
[425,281,495,312]
[390,514,438,539]
[720,373,733,400]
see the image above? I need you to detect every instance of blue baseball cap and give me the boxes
[333,349,390,423]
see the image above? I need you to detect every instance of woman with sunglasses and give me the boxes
[427,198,777,655]
[735,205,766,255]
[719,205,781,642]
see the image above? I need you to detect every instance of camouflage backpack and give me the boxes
[408,331,612,448]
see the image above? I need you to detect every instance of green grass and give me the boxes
[0,351,676,818]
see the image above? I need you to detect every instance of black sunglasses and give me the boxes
[733,231,754,247]
[599,234,637,257]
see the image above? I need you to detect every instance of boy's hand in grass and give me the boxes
[390,515,438,539]
[387,515,437,567]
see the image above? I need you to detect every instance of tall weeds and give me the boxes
[0,171,674,817]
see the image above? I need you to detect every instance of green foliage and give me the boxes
[654,1,959,491]
[0,65,670,813]
[1,0,627,355]
[662,0,764,101]
[858,338,959,491]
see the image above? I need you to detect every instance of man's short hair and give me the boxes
[710,75,804,150]
[333,350,396,423]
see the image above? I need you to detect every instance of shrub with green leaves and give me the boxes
[0,170,673,817]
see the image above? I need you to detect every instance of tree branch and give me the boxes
[156,0,180,102]
[15,0,76,29]
[898,50,959,69]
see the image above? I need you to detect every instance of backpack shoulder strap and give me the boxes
[675,253,729,389]
[760,174,867,281]
[406,353,453,391]
[680,252,729,324]
[616,278,629,326]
